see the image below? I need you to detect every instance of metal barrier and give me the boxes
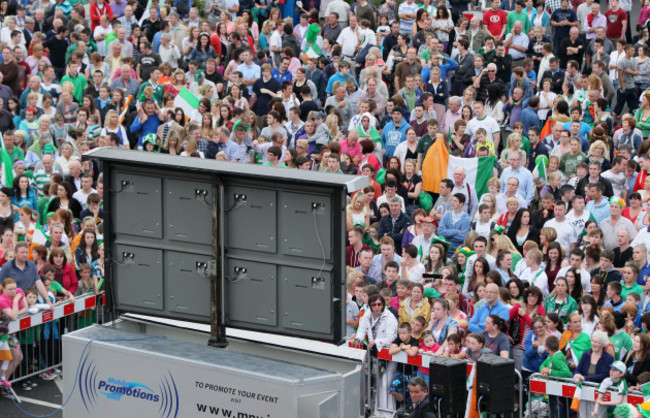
[350,342,523,418]
[3,294,105,392]
[526,373,644,417]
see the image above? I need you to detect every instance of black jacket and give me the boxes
[575,175,614,198]
[624,352,650,385]
[541,68,566,95]
[378,212,413,252]
[490,53,512,84]
[408,398,436,418]
[454,51,475,85]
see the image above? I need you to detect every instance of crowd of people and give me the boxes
[0,0,650,415]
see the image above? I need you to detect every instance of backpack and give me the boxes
[282,34,301,59]
[174,0,190,18]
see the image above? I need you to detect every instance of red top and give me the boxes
[482,9,508,38]
[45,262,78,295]
[605,8,627,39]
[90,1,114,32]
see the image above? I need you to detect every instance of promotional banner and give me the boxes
[64,338,298,418]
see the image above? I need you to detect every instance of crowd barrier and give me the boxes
[527,373,644,417]
[349,341,522,417]
[3,294,105,393]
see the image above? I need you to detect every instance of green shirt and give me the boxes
[543,294,578,324]
[621,281,644,300]
[506,10,531,34]
[137,81,165,106]
[539,351,571,377]
[609,330,633,360]
[60,73,88,102]
[477,47,496,62]
[7,145,24,163]
[416,134,436,158]
[262,162,287,168]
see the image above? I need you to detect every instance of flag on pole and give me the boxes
[464,362,479,418]
[570,380,582,412]
[534,155,548,181]
[422,139,496,197]
[448,127,453,148]
[0,132,13,187]
[540,118,555,139]
[173,87,200,122]
[119,95,132,124]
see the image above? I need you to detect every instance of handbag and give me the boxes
[509,315,521,344]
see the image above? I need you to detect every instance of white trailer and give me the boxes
[63,316,365,418]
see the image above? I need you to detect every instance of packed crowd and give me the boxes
[0,0,649,415]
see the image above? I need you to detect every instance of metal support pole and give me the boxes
[208,181,228,348]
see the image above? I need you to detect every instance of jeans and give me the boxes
[614,87,639,116]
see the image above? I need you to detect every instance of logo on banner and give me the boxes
[77,352,179,417]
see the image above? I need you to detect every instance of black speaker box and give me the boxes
[428,356,467,415]
[476,354,516,413]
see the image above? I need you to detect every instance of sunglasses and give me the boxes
[371,302,383,307]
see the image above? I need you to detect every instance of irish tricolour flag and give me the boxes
[422,139,496,197]
[173,87,199,121]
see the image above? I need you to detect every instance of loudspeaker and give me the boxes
[476,354,516,414]
[428,356,467,415]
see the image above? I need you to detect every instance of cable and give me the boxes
[312,207,326,282]
[3,334,167,418]
[224,199,245,213]
[109,181,132,194]
[478,395,484,417]
[198,194,212,208]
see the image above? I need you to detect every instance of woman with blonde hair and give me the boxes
[539,226,558,255]
[161,131,182,155]
[259,19,274,51]
[476,194,499,222]
[100,109,130,148]
[181,137,204,158]
[587,140,611,171]
[168,69,188,96]
[326,114,344,142]
[500,133,525,169]
[346,192,370,231]
[490,235,523,270]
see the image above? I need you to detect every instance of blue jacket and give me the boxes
[437,210,471,257]
[575,350,613,382]
[520,106,540,134]
[523,330,549,372]
[130,113,161,148]
[381,121,409,158]
[468,301,510,333]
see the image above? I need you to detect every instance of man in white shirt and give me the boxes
[451,167,479,219]
[72,174,97,210]
[465,101,501,148]
[496,177,528,213]
[519,249,548,296]
[93,14,113,57]
[601,156,628,200]
[325,0,350,26]
[336,15,359,59]
[544,200,577,254]
[269,26,284,67]
[565,194,591,236]
[504,21,529,65]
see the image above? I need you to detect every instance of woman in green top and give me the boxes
[543,277,578,324]
[634,91,650,139]
[558,137,587,178]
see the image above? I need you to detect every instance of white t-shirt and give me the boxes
[601,170,627,198]
[337,27,359,58]
[93,24,113,56]
[566,210,592,237]
[269,30,283,63]
[73,188,97,210]
[543,218,577,254]
[520,267,549,296]
[404,263,426,283]
[465,115,500,141]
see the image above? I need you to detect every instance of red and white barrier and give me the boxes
[529,375,643,406]
[348,341,474,374]
[7,294,104,334]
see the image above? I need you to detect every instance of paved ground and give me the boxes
[1,377,63,418]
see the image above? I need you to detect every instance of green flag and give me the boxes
[0,132,13,187]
